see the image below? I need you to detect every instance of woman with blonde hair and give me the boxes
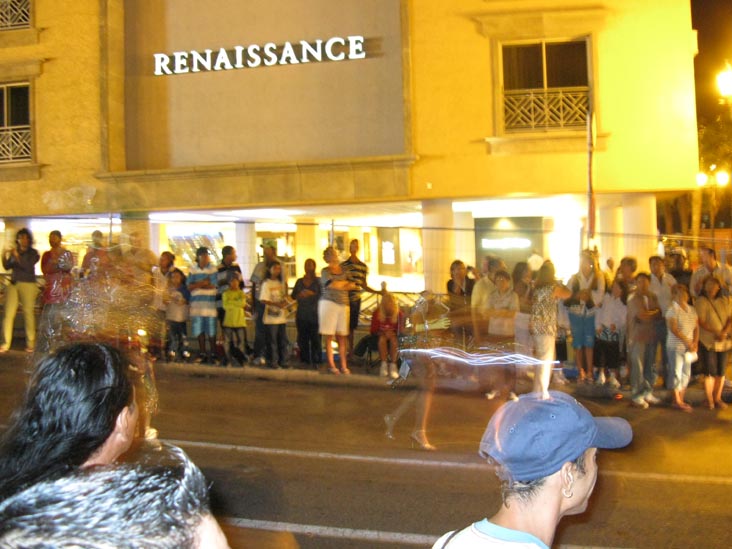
[319,246,359,374]
[370,291,405,379]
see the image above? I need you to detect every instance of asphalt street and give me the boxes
[2,353,732,548]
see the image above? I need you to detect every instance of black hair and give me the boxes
[0,343,137,500]
[15,228,34,248]
[0,447,212,549]
[535,261,556,289]
[700,246,717,260]
[611,277,630,305]
[266,260,282,280]
[698,276,721,300]
[511,262,530,287]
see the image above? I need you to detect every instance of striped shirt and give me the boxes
[321,267,350,305]
[188,264,218,317]
[665,301,697,352]
[341,257,368,302]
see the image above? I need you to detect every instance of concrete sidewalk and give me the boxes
[155,356,729,411]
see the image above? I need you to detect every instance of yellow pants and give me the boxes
[3,281,39,349]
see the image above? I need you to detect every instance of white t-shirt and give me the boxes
[260,279,287,325]
[432,519,548,549]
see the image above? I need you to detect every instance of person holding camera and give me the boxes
[1,228,40,353]
[564,250,605,383]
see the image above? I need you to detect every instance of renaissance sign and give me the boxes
[154,35,367,76]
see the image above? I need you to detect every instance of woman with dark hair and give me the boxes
[695,276,730,410]
[511,261,533,356]
[1,228,40,353]
[0,342,139,500]
[530,261,571,398]
[446,259,475,346]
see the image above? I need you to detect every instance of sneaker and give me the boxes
[379,362,388,377]
[552,371,569,386]
[607,374,621,390]
[631,397,649,409]
[194,354,205,363]
[255,356,266,366]
[596,372,606,386]
[644,393,662,405]
[485,390,498,400]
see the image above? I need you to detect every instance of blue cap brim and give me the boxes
[592,417,633,449]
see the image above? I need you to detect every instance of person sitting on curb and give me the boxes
[433,391,632,548]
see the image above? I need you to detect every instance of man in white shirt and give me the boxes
[690,246,732,299]
[432,392,632,548]
[649,255,676,387]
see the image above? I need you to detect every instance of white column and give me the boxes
[597,195,623,272]
[235,222,257,282]
[295,220,318,279]
[422,200,455,293]
[621,193,658,267]
[454,212,476,269]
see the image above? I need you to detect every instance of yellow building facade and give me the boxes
[0,0,699,289]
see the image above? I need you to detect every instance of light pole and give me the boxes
[697,169,730,246]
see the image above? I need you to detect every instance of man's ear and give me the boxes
[560,462,575,490]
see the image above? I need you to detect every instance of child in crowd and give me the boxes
[370,292,404,379]
[165,268,191,362]
[222,276,248,367]
[259,261,290,369]
[594,278,629,388]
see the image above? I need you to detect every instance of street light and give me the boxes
[697,168,731,245]
[717,61,732,102]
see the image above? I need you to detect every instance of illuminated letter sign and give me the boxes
[154,35,368,76]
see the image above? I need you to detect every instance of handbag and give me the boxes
[704,297,732,352]
[713,339,732,352]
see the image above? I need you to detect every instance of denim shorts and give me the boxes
[568,311,596,348]
[191,315,217,337]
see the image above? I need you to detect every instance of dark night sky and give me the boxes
[691,0,732,122]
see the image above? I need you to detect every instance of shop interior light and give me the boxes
[149,212,239,222]
[481,237,531,250]
[255,223,297,232]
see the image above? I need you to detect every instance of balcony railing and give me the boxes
[0,0,30,30]
[0,125,31,163]
[504,87,589,132]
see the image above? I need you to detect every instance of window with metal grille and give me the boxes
[502,39,589,132]
[0,0,30,30]
[0,83,31,162]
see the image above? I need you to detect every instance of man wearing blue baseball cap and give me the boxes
[433,391,632,548]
